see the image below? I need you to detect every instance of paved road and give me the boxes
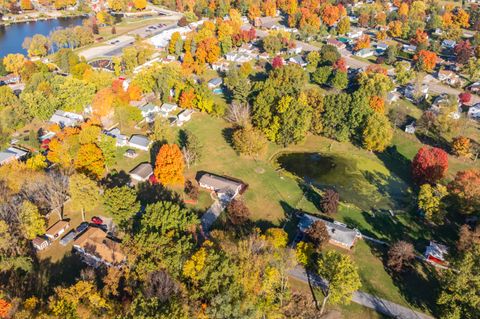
[289,266,434,319]
[200,200,224,233]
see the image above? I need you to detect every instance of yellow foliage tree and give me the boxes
[75,143,105,179]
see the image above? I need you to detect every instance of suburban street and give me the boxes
[289,266,434,319]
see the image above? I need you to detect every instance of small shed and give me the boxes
[424,241,449,265]
[177,109,194,124]
[45,220,70,240]
[32,236,49,251]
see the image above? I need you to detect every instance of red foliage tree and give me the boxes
[448,169,480,214]
[272,56,284,69]
[333,58,347,72]
[411,147,449,185]
[454,40,473,64]
[459,92,472,104]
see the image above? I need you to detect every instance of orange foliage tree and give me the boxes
[0,299,11,318]
[442,12,453,28]
[398,3,409,16]
[154,144,185,186]
[354,34,371,51]
[369,96,385,113]
[127,84,142,101]
[388,21,403,37]
[414,50,437,72]
[321,4,340,27]
[247,4,261,21]
[412,29,428,46]
[92,88,116,118]
[452,136,471,157]
[263,0,277,17]
[179,88,196,109]
[196,38,220,64]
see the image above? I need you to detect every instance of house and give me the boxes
[326,38,346,50]
[160,103,177,117]
[288,46,303,55]
[437,70,460,86]
[431,94,461,119]
[225,52,254,63]
[468,104,480,119]
[347,30,363,39]
[104,128,127,147]
[298,213,359,250]
[441,39,456,49]
[467,82,480,94]
[130,92,155,108]
[404,83,429,100]
[139,103,161,123]
[424,241,449,265]
[211,59,230,72]
[376,43,388,53]
[387,92,400,103]
[49,110,84,128]
[402,44,417,54]
[177,109,194,125]
[124,149,138,158]
[73,227,126,267]
[32,236,49,251]
[355,49,374,58]
[405,122,416,134]
[129,162,153,183]
[254,16,280,28]
[288,55,307,67]
[128,135,151,151]
[208,78,223,89]
[238,43,254,54]
[45,220,70,241]
[197,173,244,201]
[0,146,28,166]
[0,74,19,84]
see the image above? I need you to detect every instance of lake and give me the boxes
[0,16,86,57]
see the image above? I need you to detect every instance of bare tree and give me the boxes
[457,224,480,252]
[43,170,70,220]
[387,241,415,272]
[184,180,199,201]
[305,220,330,247]
[321,189,339,215]
[143,270,180,302]
[225,102,251,127]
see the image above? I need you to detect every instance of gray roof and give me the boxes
[129,135,150,148]
[129,163,153,179]
[208,78,223,86]
[0,147,28,164]
[139,103,159,113]
[160,103,177,113]
[298,213,358,248]
[198,173,243,195]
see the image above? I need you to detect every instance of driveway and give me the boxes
[289,266,434,319]
[201,200,224,233]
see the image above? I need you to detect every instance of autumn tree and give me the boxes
[321,4,340,27]
[448,169,480,214]
[75,143,105,179]
[320,189,339,215]
[387,241,416,272]
[226,198,250,226]
[305,220,330,248]
[103,186,140,227]
[295,241,315,266]
[354,35,371,51]
[369,96,385,113]
[184,180,199,200]
[337,17,350,35]
[3,53,26,77]
[91,88,115,118]
[317,251,361,315]
[418,184,448,223]
[19,200,46,240]
[452,136,471,158]
[414,50,437,72]
[133,0,146,10]
[437,246,480,319]
[69,173,101,221]
[154,144,185,186]
[362,113,393,152]
[412,147,449,185]
[454,40,473,64]
[457,224,480,252]
[232,124,267,157]
[0,299,11,319]
[20,0,32,10]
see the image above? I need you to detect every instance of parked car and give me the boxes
[76,222,89,234]
[59,230,76,246]
[91,216,103,225]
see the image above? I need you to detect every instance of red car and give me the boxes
[91,216,103,225]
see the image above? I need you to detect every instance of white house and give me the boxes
[355,49,374,58]
[347,30,363,39]
[104,128,128,147]
[160,103,178,117]
[139,103,161,123]
[468,104,480,119]
[424,241,449,265]
[128,135,151,151]
[288,55,307,67]
[405,122,416,134]
[49,110,84,128]
[177,109,194,125]
[437,70,460,86]
[402,44,417,54]
[129,162,153,183]
[32,236,49,251]
[441,39,456,49]
[0,146,28,166]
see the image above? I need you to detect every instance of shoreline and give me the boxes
[0,12,89,27]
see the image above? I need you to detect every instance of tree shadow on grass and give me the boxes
[415,132,450,153]
[375,145,412,185]
[102,170,131,188]
[149,140,167,165]
[221,127,235,148]
[136,182,182,207]
[297,182,323,212]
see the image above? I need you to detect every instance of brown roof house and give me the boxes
[73,227,126,267]
[32,236,50,251]
[45,220,70,241]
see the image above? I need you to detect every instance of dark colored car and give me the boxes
[76,222,89,234]
[91,216,103,225]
